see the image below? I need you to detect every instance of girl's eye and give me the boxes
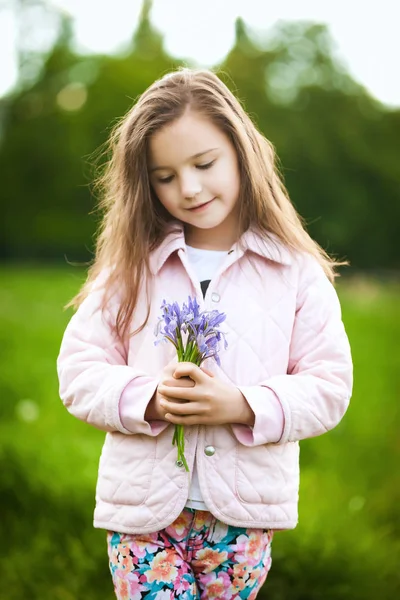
[157,175,174,184]
[196,160,215,170]
[155,160,215,183]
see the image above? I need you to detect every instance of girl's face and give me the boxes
[148,110,241,250]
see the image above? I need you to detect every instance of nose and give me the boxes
[180,170,202,200]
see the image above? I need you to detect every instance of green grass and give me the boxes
[0,267,399,599]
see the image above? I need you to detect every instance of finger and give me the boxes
[159,384,197,400]
[163,376,194,388]
[173,362,208,383]
[165,412,209,426]
[161,397,188,405]
[200,366,214,378]
[161,360,179,380]
[160,399,203,416]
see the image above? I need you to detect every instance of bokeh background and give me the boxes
[1,1,399,598]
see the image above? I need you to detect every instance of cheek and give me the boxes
[213,157,240,190]
[154,186,177,212]
[215,166,240,201]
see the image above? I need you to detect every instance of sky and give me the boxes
[1,0,399,107]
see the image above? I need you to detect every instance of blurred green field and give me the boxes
[0,266,399,599]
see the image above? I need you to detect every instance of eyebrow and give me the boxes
[149,148,218,172]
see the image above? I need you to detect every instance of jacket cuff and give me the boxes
[119,377,168,436]
[232,385,285,446]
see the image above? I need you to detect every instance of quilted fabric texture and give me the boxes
[57,223,353,534]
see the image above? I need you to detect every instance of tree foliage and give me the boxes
[0,4,398,269]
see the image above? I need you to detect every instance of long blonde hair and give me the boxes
[69,67,344,341]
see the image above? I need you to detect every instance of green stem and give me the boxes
[176,334,184,359]
[189,346,201,364]
[173,424,189,471]
[183,340,193,361]
[171,335,194,473]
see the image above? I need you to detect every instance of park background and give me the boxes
[1,0,399,598]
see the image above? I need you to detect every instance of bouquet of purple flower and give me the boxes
[155,296,228,471]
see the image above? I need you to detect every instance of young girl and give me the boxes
[57,68,353,600]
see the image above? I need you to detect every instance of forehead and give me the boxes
[148,111,230,166]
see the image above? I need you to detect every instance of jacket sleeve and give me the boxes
[57,280,166,436]
[232,255,353,447]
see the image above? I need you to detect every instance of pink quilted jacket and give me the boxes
[57,223,352,534]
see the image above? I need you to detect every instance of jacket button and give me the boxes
[175,460,184,468]
[204,445,215,456]
[211,292,220,303]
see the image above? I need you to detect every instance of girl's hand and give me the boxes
[145,360,194,422]
[157,362,255,427]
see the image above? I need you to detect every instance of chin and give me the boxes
[192,220,224,231]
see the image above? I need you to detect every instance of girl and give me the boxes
[57,68,353,600]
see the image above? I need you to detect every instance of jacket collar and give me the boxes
[149,222,293,275]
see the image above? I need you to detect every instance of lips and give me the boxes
[188,198,215,211]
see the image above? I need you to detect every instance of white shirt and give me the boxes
[185,244,227,510]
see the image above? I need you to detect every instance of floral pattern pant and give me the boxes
[107,507,273,600]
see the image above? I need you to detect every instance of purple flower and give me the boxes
[155,296,227,365]
[155,296,228,471]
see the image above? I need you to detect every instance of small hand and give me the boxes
[145,360,194,422]
[157,362,255,427]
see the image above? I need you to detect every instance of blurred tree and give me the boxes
[0,0,180,261]
[0,6,399,269]
[220,19,399,269]
[1,9,91,260]
[0,0,61,91]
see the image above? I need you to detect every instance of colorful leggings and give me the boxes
[107,507,273,600]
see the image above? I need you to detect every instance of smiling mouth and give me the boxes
[187,198,215,211]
